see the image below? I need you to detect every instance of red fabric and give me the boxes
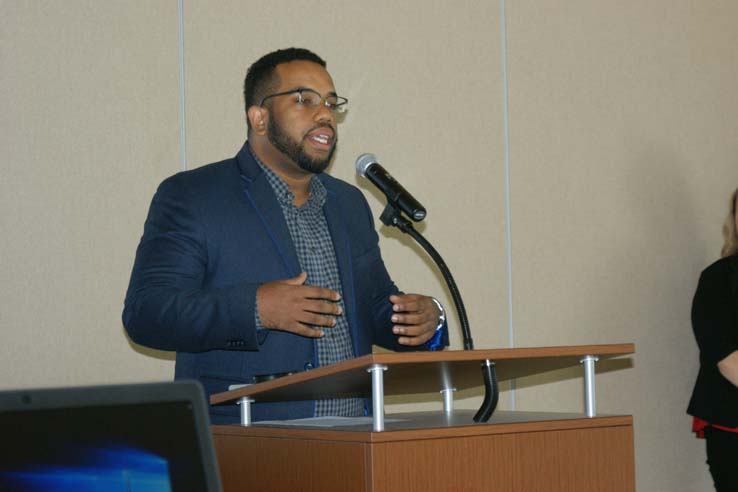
[693,416,738,438]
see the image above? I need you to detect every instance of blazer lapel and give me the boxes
[245,178,302,276]
[236,142,300,277]
[235,142,358,353]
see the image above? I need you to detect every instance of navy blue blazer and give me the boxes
[123,142,447,423]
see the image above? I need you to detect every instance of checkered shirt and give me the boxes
[253,155,363,417]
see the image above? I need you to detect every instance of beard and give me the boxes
[267,115,336,174]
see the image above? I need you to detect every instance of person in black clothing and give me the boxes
[688,185,738,491]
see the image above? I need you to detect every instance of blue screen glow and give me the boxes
[0,445,171,492]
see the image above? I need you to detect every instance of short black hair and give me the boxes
[243,48,327,130]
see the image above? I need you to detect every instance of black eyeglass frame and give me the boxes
[258,88,348,112]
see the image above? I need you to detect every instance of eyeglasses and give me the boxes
[258,88,348,113]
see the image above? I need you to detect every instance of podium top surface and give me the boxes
[211,410,633,443]
[210,344,634,405]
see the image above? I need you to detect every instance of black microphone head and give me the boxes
[355,153,378,177]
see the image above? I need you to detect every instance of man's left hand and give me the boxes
[389,294,441,346]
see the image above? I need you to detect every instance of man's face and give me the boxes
[264,61,338,174]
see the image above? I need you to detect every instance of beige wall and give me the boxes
[2,1,737,490]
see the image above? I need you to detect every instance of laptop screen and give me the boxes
[0,381,221,492]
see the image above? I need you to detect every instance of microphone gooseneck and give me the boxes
[377,204,474,351]
[356,153,499,422]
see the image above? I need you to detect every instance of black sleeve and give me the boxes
[691,263,738,367]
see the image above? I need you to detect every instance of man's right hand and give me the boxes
[256,272,342,338]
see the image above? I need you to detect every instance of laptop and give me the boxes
[0,381,222,492]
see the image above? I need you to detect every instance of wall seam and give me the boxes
[501,0,516,410]
[178,0,187,171]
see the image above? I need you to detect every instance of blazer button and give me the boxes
[304,362,314,370]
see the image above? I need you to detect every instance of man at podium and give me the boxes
[123,48,448,424]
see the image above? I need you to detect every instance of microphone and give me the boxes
[355,153,427,221]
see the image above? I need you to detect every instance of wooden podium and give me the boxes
[210,344,635,492]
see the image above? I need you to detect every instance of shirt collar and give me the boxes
[247,143,327,210]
